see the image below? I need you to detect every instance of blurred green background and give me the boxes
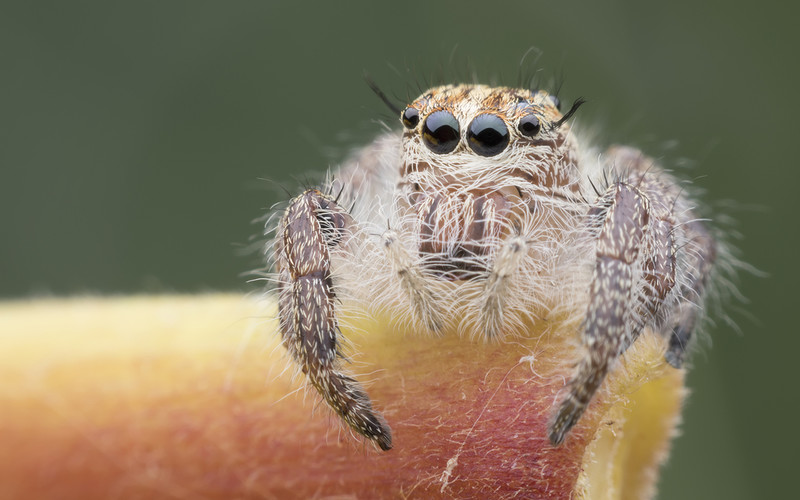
[2,1,797,497]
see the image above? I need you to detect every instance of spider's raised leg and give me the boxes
[277,189,392,450]
[665,218,716,368]
[549,179,680,446]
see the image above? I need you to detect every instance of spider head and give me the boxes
[398,85,582,194]
[391,86,583,279]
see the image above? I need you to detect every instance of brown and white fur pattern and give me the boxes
[268,85,716,450]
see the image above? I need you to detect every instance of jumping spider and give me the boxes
[270,84,716,451]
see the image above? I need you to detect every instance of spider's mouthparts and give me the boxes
[413,187,523,254]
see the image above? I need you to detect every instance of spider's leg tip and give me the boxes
[547,419,568,447]
[377,435,393,451]
[368,416,393,451]
[664,350,684,369]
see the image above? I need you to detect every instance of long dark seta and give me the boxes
[553,97,587,130]
[364,74,401,116]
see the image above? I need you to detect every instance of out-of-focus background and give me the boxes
[2,1,797,497]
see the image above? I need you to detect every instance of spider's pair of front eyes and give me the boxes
[401,108,542,157]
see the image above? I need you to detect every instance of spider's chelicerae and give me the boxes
[269,84,717,451]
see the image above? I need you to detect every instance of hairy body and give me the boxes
[269,84,716,450]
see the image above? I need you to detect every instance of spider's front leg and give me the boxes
[549,179,678,446]
[664,217,716,368]
[601,146,718,368]
[277,189,392,450]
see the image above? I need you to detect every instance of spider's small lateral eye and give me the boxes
[518,114,541,137]
[548,95,561,110]
[422,110,460,154]
[401,107,420,129]
[467,114,509,157]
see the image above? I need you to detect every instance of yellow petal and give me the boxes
[0,295,684,499]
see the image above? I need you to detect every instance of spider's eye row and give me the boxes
[518,114,541,137]
[422,110,460,154]
[467,114,509,157]
[548,95,561,110]
[401,107,420,129]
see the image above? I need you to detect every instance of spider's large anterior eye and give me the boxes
[518,115,541,137]
[422,110,460,154]
[467,114,509,157]
[401,107,419,129]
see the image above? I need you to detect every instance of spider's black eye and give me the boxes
[422,110,460,154]
[467,114,509,157]
[548,95,561,110]
[518,114,541,137]
[401,107,419,129]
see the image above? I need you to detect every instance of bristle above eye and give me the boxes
[553,97,586,129]
[364,74,402,115]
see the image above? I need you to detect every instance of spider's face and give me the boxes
[398,85,576,190]
[396,85,578,279]
[394,85,582,279]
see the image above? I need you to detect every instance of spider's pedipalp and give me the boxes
[381,229,446,332]
[481,236,528,339]
[277,189,392,450]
